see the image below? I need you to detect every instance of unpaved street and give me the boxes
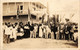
[3,38,78,48]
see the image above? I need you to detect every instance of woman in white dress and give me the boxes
[5,25,11,43]
[12,24,18,41]
[9,24,13,39]
[39,24,43,38]
[3,23,8,43]
[33,25,38,38]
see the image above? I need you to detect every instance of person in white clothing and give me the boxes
[3,23,8,43]
[5,24,11,43]
[39,24,43,38]
[12,24,18,41]
[33,24,38,38]
[9,24,13,39]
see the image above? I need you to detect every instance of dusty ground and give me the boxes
[3,38,78,48]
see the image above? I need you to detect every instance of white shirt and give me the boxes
[24,26,29,29]
[34,26,38,32]
[5,26,11,35]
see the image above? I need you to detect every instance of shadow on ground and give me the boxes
[64,42,78,48]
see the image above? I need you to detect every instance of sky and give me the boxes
[41,0,79,13]
[40,0,79,23]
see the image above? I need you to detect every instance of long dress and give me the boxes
[5,26,11,43]
[12,27,17,40]
[9,26,13,39]
[39,26,43,37]
[34,26,38,38]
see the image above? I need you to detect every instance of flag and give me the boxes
[16,6,19,19]
[47,2,50,25]
[28,6,31,22]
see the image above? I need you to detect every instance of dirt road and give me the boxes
[3,38,78,48]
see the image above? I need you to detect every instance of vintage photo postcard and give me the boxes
[0,0,79,50]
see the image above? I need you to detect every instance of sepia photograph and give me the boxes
[1,0,79,50]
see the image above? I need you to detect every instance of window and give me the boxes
[20,5,23,10]
[19,5,23,13]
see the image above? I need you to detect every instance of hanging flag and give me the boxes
[28,2,31,22]
[47,2,50,25]
[28,7,31,22]
[16,5,19,19]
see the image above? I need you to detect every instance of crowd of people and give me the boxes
[3,20,78,44]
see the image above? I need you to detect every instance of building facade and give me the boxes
[3,2,46,24]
